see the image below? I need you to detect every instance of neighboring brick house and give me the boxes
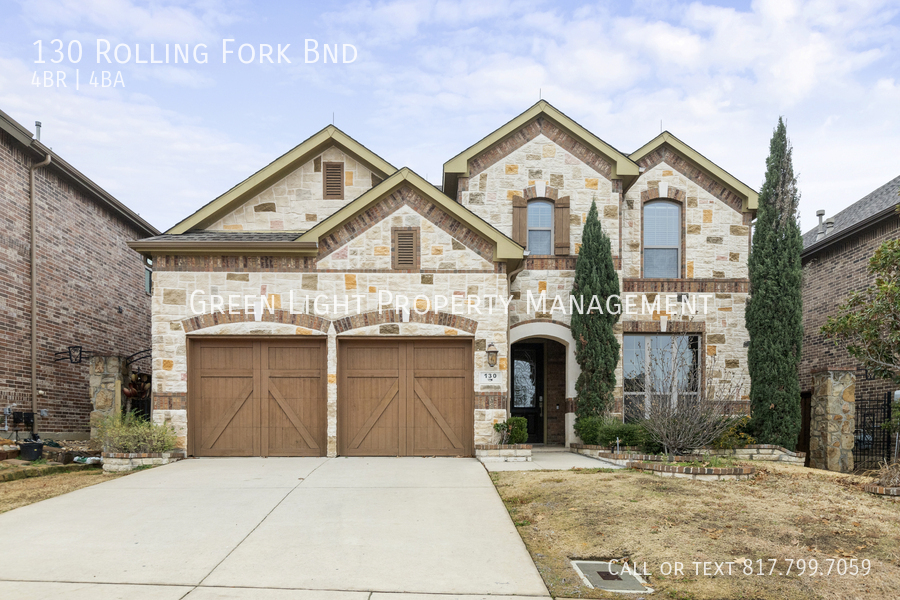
[800,175,900,401]
[130,102,757,456]
[0,108,158,436]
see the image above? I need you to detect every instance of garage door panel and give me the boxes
[190,339,325,458]
[197,375,257,456]
[338,339,472,457]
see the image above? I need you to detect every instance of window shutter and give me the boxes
[323,162,344,199]
[512,195,527,246]
[392,228,419,270]
[554,195,570,255]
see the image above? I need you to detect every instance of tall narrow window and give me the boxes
[323,162,344,199]
[527,200,553,255]
[643,201,681,278]
[391,228,419,270]
[144,257,153,295]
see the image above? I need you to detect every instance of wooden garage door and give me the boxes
[190,339,326,457]
[339,339,473,457]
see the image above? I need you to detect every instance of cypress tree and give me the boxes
[746,118,803,449]
[571,200,621,419]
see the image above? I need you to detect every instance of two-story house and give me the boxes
[130,102,757,456]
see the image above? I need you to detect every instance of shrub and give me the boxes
[493,417,528,445]
[875,461,900,488]
[575,415,651,448]
[97,411,177,454]
[711,416,757,450]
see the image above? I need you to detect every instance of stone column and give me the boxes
[809,369,855,472]
[89,355,128,438]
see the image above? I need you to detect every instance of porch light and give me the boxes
[486,342,499,367]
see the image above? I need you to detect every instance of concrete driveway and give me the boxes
[0,457,549,599]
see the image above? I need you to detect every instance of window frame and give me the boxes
[144,257,153,296]
[642,200,682,278]
[623,333,701,422]
[526,199,554,256]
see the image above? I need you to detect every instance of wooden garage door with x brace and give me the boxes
[339,339,473,457]
[190,338,326,457]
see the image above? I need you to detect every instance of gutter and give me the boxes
[30,152,52,433]
[127,240,320,257]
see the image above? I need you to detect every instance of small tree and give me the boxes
[746,118,803,449]
[821,236,900,384]
[571,200,620,419]
[625,338,745,459]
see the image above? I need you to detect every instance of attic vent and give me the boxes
[323,162,344,199]
[392,228,419,270]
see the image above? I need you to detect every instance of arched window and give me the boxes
[527,200,553,255]
[643,201,681,278]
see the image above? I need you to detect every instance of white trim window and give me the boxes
[643,201,681,278]
[527,200,553,255]
[623,334,700,422]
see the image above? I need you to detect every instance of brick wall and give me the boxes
[800,214,900,400]
[0,130,152,433]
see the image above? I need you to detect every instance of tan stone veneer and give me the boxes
[809,369,855,472]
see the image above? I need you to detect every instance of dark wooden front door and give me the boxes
[339,339,473,457]
[511,343,544,444]
[190,338,326,457]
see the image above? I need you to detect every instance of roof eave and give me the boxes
[127,240,319,258]
[166,125,398,235]
[297,168,524,262]
[630,132,759,213]
[442,101,639,187]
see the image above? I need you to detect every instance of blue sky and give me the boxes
[1,0,898,233]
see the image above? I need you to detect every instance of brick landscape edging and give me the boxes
[569,444,805,466]
[864,484,900,497]
[102,450,186,472]
[475,444,532,463]
[627,461,755,481]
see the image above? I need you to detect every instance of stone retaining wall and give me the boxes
[102,451,185,472]
[475,444,532,463]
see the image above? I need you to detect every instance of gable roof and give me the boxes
[166,125,398,234]
[630,131,759,213]
[0,107,159,237]
[802,174,900,254]
[442,101,640,199]
[296,167,524,263]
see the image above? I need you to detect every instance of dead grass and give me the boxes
[492,461,900,599]
[0,469,125,514]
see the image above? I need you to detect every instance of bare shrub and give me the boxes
[875,461,900,488]
[624,335,746,459]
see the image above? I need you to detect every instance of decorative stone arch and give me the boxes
[332,309,478,334]
[180,310,331,334]
[640,185,686,279]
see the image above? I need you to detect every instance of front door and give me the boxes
[511,343,544,444]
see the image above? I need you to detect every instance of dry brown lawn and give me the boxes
[0,469,125,514]
[492,461,900,599]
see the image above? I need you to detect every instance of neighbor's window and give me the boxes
[643,201,681,278]
[323,162,344,199]
[527,200,553,255]
[144,257,153,295]
[623,334,699,422]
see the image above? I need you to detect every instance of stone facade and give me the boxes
[809,369,856,472]
[142,106,755,455]
[208,146,379,231]
[88,356,127,437]
[0,127,155,435]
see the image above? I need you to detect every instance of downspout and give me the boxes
[30,152,52,434]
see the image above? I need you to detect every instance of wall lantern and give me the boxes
[486,342,499,368]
